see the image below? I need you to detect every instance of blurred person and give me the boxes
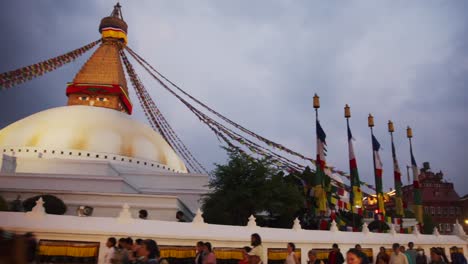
[390,243,408,264]
[195,241,205,264]
[400,246,413,264]
[203,242,216,264]
[355,244,370,264]
[416,248,428,264]
[248,233,264,264]
[285,243,299,264]
[239,246,251,264]
[176,211,186,222]
[347,248,363,264]
[406,243,418,264]
[308,249,324,264]
[328,244,344,264]
[136,239,159,264]
[24,232,37,264]
[104,237,117,264]
[376,246,390,264]
[429,248,446,264]
[139,210,148,220]
[450,246,467,264]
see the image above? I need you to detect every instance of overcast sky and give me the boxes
[1,1,467,196]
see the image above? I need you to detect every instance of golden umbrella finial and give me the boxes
[388,120,394,133]
[344,104,351,118]
[368,114,374,127]
[407,126,413,138]
[313,93,320,109]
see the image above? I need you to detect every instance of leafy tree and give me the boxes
[422,213,436,234]
[23,194,67,215]
[201,147,303,227]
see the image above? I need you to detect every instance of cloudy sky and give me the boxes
[1,1,467,195]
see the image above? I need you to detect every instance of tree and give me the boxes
[201,147,303,227]
[23,194,67,215]
[422,213,436,234]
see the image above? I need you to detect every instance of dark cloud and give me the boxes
[1,1,467,195]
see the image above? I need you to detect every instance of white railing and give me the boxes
[1,199,466,264]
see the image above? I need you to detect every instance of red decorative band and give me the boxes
[66,83,133,114]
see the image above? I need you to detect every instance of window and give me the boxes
[449,207,454,215]
[431,207,435,216]
[437,207,441,216]
[424,207,429,214]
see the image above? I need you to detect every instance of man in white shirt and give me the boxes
[104,237,117,264]
[390,243,409,264]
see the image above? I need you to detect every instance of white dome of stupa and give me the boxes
[0,105,187,173]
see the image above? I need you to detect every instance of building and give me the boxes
[0,4,208,221]
[402,162,462,234]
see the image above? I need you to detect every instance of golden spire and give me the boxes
[66,3,132,114]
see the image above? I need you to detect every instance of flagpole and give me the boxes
[407,126,423,225]
[312,94,323,218]
[388,120,404,219]
[368,114,378,215]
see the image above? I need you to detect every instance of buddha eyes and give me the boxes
[78,96,108,102]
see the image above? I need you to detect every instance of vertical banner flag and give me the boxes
[315,119,328,213]
[391,138,404,217]
[347,122,363,213]
[410,144,423,223]
[372,135,386,215]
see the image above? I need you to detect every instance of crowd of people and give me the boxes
[104,234,466,264]
[1,228,466,264]
[340,242,467,264]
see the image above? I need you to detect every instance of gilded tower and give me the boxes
[66,3,133,114]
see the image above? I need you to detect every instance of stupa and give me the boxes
[0,4,208,220]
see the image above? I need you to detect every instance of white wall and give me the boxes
[0,211,466,264]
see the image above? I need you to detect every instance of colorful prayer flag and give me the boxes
[410,142,423,223]
[372,134,386,215]
[347,121,363,213]
[391,135,404,217]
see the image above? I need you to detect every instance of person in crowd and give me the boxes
[123,237,135,264]
[139,210,148,220]
[176,211,186,222]
[450,246,467,264]
[355,244,370,264]
[115,237,128,264]
[308,249,324,264]
[239,246,251,264]
[390,243,408,264]
[104,237,117,264]
[24,232,37,264]
[429,248,446,264]
[376,246,390,264]
[406,243,418,264]
[131,239,144,263]
[195,241,205,264]
[248,233,264,264]
[136,239,159,264]
[328,244,345,264]
[437,248,449,264]
[400,246,413,264]
[202,242,216,264]
[347,248,364,264]
[416,248,428,264]
[285,242,300,264]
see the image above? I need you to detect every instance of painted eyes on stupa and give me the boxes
[78,96,90,101]
[97,97,108,102]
